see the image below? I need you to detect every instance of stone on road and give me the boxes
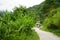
[34,27,60,40]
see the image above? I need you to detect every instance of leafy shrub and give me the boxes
[41,7,60,36]
[42,8,60,28]
[0,6,39,40]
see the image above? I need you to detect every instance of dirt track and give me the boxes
[34,27,60,40]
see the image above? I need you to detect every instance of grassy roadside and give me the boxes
[40,26,60,36]
[48,29,60,36]
[19,31,40,40]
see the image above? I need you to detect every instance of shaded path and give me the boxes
[33,27,60,40]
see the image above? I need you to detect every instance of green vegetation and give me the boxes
[0,0,60,40]
[29,0,60,36]
[41,0,60,36]
[42,8,60,36]
[0,6,39,40]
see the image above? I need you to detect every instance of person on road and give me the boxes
[36,21,40,28]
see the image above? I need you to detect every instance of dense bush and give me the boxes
[41,8,60,36]
[42,8,60,29]
[0,6,39,40]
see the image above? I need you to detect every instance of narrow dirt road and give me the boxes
[34,27,60,40]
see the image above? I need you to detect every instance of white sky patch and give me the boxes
[0,0,44,11]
